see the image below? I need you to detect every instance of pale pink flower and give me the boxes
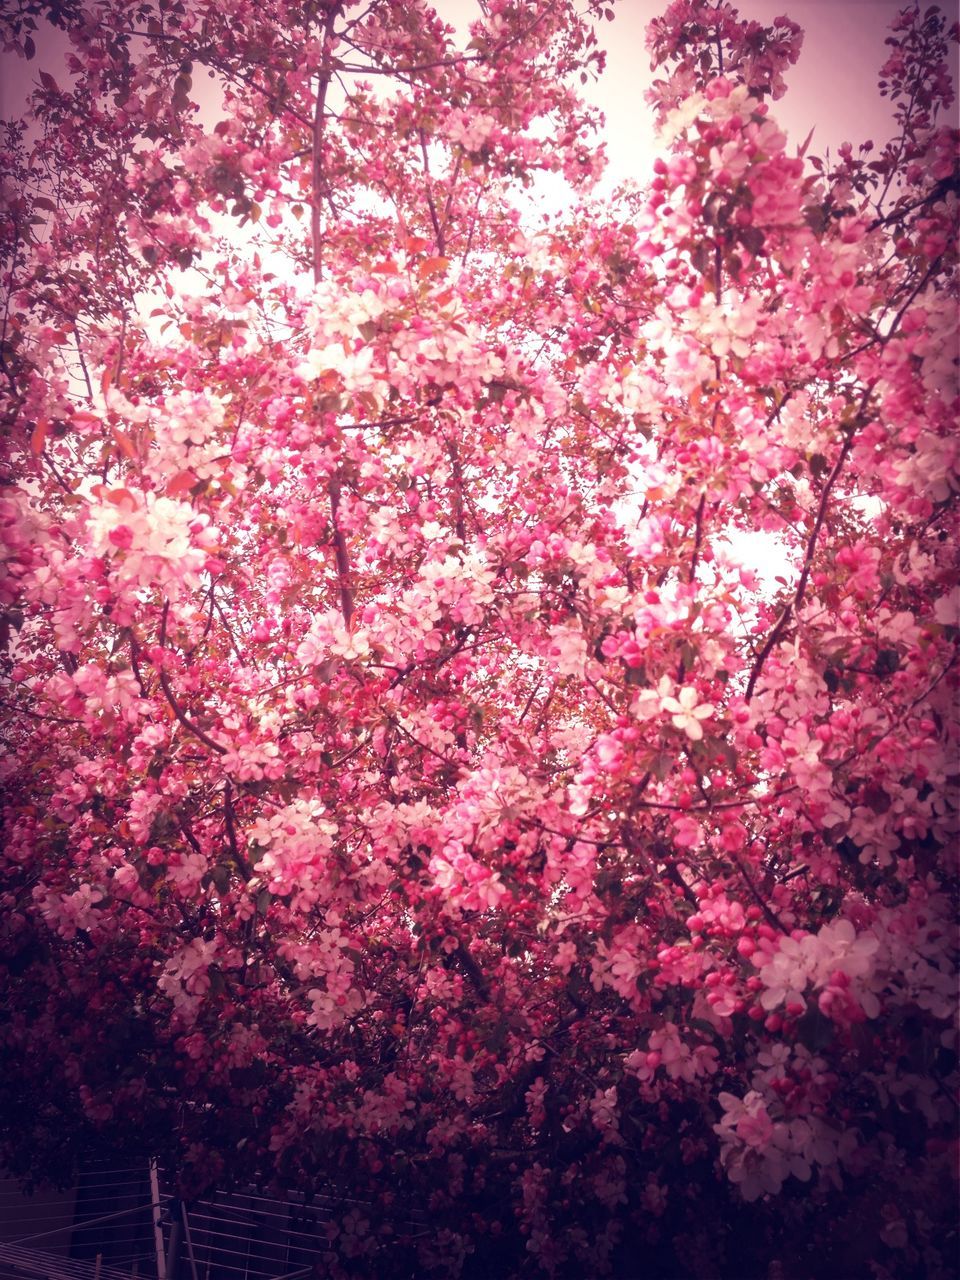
[933,586,960,628]
[632,674,673,720]
[661,685,715,740]
[58,884,105,938]
[553,940,577,975]
[589,1086,619,1134]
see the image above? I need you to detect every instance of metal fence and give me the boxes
[0,1164,353,1280]
[0,1163,161,1280]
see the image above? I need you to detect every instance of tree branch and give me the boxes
[156,602,228,756]
[311,5,342,284]
[328,470,354,626]
[746,381,877,700]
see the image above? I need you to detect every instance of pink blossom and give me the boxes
[661,685,715,740]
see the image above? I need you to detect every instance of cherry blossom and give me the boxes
[661,684,716,740]
[1,0,957,1274]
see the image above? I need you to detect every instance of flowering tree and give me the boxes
[1,0,957,1275]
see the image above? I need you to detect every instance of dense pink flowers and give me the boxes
[1,0,957,1275]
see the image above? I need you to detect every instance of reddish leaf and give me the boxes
[29,419,49,455]
[104,487,137,508]
[111,428,137,459]
[418,255,448,277]
[166,469,200,496]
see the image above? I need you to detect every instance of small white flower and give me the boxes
[661,685,715,740]
[934,586,960,628]
[632,674,673,721]
[297,342,374,390]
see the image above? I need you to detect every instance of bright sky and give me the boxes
[6,2,953,171]
[437,0,952,187]
[588,0,946,178]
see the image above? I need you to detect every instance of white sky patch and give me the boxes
[723,527,795,595]
[849,493,885,522]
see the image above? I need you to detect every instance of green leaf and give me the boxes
[484,1018,509,1053]
[873,648,899,678]
[690,240,712,277]
[738,225,766,258]
[211,864,231,895]
[650,752,673,781]
[687,1018,719,1040]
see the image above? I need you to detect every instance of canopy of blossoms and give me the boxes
[1,1,957,1276]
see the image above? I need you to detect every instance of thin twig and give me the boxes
[156,603,228,756]
[746,380,877,700]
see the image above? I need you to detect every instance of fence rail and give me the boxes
[1,1164,428,1280]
